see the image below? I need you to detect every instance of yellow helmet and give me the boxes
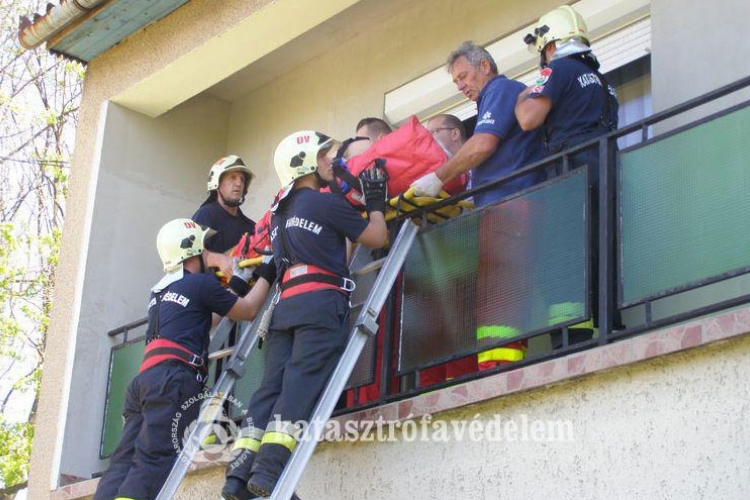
[524,5,589,52]
[206,155,254,196]
[156,218,215,273]
[273,131,333,187]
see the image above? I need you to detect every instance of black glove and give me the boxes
[252,255,278,284]
[359,160,389,214]
[228,258,253,297]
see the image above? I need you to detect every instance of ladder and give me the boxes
[155,219,420,500]
[270,219,418,500]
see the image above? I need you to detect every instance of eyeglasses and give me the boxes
[429,127,456,135]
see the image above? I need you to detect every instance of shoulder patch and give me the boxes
[530,67,552,94]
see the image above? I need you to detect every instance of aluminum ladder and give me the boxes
[155,219,420,500]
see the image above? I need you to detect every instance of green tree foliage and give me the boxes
[0,0,83,496]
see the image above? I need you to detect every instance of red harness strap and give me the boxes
[279,264,355,300]
[140,338,206,378]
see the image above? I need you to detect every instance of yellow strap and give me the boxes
[477,346,525,363]
[260,431,297,452]
[233,437,261,452]
[385,187,474,223]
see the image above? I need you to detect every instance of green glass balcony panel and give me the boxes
[345,247,381,390]
[399,171,588,372]
[101,336,145,458]
[619,104,750,306]
[228,323,268,420]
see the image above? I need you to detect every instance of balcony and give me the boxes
[85,75,750,499]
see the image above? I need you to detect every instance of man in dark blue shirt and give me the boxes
[411,42,546,370]
[222,131,388,500]
[515,5,620,349]
[93,218,272,500]
[193,155,256,278]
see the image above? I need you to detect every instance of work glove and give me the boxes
[411,172,444,197]
[359,162,389,214]
[252,254,278,285]
[228,258,253,297]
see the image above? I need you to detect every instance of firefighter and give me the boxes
[193,155,257,278]
[515,5,620,348]
[93,218,274,500]
[221,131,388,500]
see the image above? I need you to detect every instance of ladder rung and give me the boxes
[208,347,234,361]
[352,256,386,276]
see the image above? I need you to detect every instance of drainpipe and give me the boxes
[19,0,107,50]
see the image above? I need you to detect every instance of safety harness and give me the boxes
[274,190,356,300]
[140,289,208,382]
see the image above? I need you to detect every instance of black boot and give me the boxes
[222,449,258,500]
[247,443,292,498]
[221,476,255,500]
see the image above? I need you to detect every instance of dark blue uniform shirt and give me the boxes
[192,202,255,253]
[270,188,368,278]
[146,271,238,356]
[473,75,546,207]
[528,55,619,153]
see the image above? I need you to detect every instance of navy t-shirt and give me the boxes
[192,202,255,253]
[528,56,619,153]
[146,271,238,356]
[270,188,368,278]
[473,75,546,207]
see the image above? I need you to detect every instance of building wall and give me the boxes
[651,0,750,124]
[30,0,750,497]
[172,331,750,500]
[57,96,230,479]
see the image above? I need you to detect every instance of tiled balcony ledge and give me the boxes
[50,305,750,500]
[336,305,750,425]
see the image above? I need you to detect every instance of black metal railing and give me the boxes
[102,75,750,420]
[342,74,750,410]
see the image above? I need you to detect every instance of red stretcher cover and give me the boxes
[232,115,466,260]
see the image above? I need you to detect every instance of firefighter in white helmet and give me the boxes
[515,5,620,349]
[515,5,618,161]
[93,218,273,500]
[193,155,256,278]
[222,131,388,500]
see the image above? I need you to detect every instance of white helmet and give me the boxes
[206,155,255,197]
[273,131,333,187]
[156,218,215,273]
[524,5,589,53]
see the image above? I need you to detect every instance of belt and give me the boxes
[140,338,207,382]
[280,264,355,300]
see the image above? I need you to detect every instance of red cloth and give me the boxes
[345,115,465,196]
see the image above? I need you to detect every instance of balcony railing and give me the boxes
[102,75,750,453]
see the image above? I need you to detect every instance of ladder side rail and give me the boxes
[271,221,419,500]
[208,316,237,353]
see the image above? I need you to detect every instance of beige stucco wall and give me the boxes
[650,0,750,125]
[58,95,231,479]
[30,0,750,497]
